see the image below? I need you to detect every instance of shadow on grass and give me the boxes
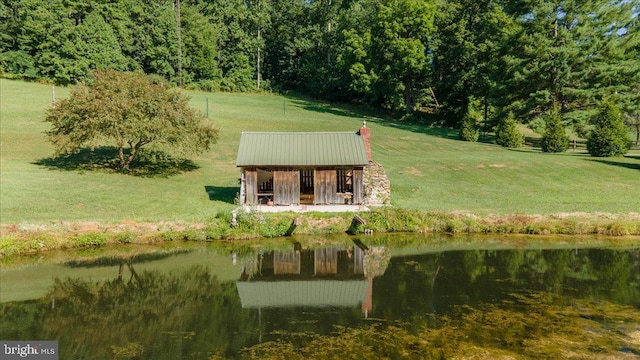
[33,147,199,177]
[286,94,465,141]
[204,186,238,204]
[588,157,640,171]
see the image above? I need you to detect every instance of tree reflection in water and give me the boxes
[0,245,638,359]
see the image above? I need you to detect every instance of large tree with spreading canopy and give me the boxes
[45,70,219,172]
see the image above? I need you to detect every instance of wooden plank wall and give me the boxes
[244,167,364,205]
[353,168,363,204]
[244,169,258,204]
[274,250,301,274]
[314,247,338,274]
[314,169,338,204]
[274,169,300,205]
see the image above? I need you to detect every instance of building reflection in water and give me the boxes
[236,240,389,318]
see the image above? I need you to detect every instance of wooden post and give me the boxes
[347,215,367,235]
[285,217,302,236]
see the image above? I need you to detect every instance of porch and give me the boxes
[241,203,370,213]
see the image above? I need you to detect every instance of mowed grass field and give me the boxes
[1,78,639,224]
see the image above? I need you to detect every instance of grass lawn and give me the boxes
[1,78,639,224]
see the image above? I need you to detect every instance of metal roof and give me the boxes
[236,280,369,308]
[236,132,369,167]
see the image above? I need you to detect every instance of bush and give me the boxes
[115,231,136,244]
[459,115,480,142]
[73,232,108,247]
[495,112,523,148]
[0,51,37,78]
[587,102,631,157]
[541,107,569,153]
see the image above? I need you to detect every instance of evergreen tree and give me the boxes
[541,106,569,153]
[459,115,479,142]
[495,112,523,148]
[587,101,632,157]
[499,0,639,130]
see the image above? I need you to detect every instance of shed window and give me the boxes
[337,168,353,193]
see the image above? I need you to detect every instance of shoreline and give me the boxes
[1,209,639,257]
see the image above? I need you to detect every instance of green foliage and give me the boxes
[114,231,136,244]
[45,70,219,171]
[73,232,108,248]
[459,115,479,142]
[541,107,569,153]
[42,266,230,359]
[498,0,639,130]
[2,0,638,132]
[365,208,426,232]
[0,51,37,78]
[433,0,513,127]
[368,0,436,113]
[495,112,523,148]
[228,211,295,238]
[587,102,632,157]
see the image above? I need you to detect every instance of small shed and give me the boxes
[236,126,371,206]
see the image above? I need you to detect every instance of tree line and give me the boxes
[1,0,638,135]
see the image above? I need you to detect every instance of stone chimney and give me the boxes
[359,121,371,162]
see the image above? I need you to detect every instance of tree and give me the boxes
[495,112,523,148]
[499,0,639,131]
[369,0,436,113]
[541,106,569,153]
[459,114,479,142]
[432,0,513,126]
[262,0,317,91]
[587,101,632,157]
[625,111,640,146]
[45,70,219,172]
[208,0,256,91]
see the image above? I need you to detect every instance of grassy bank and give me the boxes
[2,209,639,256]
[1,78,639,226]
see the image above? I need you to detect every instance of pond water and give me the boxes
[1,236,639,359]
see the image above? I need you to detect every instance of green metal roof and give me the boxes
[236,280,369,308]
[236,132,369,167]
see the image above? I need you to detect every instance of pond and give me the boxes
[1,235,639,359]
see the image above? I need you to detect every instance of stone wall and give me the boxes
[363,161,391,206]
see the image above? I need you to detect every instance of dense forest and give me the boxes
[1,0,638,131]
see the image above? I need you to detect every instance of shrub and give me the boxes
[541,107,569,153]
[73,232,108,247]
[459,115,480,142]
[587,101,631,157]
[115,231,136,244]
[495,112,523,148]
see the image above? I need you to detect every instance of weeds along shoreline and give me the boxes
[1,209,639,257]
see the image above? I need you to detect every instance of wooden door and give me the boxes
[274,169,300,205]
[314,169,337,204]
